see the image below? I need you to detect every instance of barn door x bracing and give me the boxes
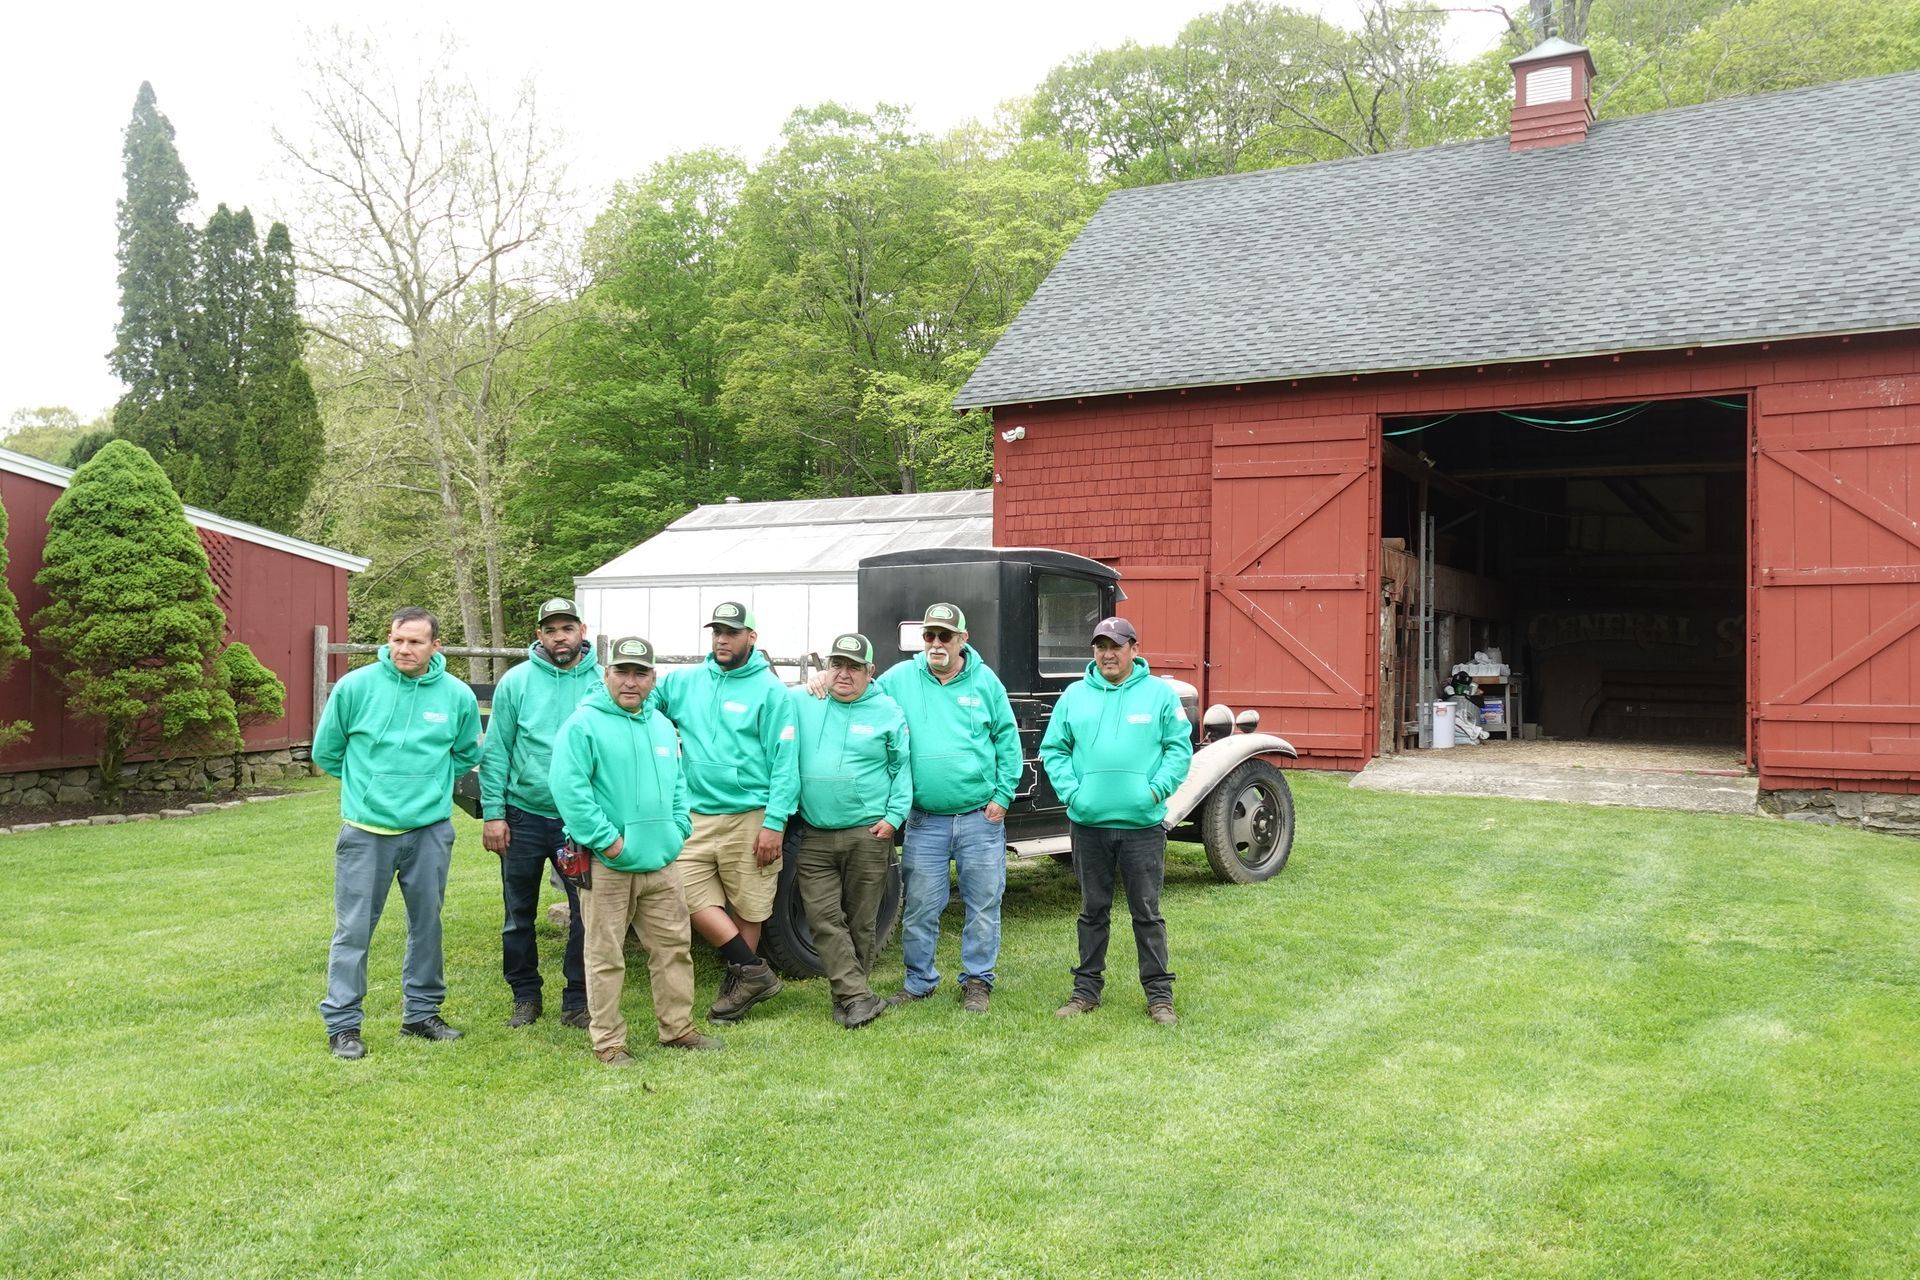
[1210,414,1379,769]
[1754,376,1920,786]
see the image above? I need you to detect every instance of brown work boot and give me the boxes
[834,994,888,1029]
[506,1000,541,1028]
[1054,995,1099,1018]
[707,960,782,1023]
[960,979,991,1014]
[885,986,933,1008]
[595,1046,635,1068]
[662,1030,725,1052]
[1148,1002,1178,1026]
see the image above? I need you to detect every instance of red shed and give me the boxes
[0,444,369,773]
[959,46,1920,802]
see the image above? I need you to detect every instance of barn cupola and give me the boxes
[1508,37,1596,153]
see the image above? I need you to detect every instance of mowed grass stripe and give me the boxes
[2,774,1916,1277]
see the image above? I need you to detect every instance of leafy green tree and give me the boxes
[33,442,240,799]
[224,223,324,531]
[0,493,32,752]
[63,429,118,469]
[110,83,197,468]
[3,407,105,466]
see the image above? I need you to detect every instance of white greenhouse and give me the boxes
[573,490,992,674]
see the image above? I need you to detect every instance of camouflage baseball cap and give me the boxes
[537,597,581,624]
[828,632,874,665]
[920,602,966,632]
[606,635,656,668]
[705,601,756,630]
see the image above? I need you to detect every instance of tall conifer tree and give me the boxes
[225,222,323,530]
[110,82,197,469]
[0,493,32,752]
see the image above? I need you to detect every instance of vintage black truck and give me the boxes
[758,546,1297,977]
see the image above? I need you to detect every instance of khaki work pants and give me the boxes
[795,823,893,1002]
[579,860,695,1052]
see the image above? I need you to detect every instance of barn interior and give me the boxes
[1378,394,1748,755]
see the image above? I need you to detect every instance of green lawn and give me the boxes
[2,775,1916,1278]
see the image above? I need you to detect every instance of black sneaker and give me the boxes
[506,1000,542,1028]
[558,1007,590,1029]
[399,1015,463,1042]
[328,1028,366,1060]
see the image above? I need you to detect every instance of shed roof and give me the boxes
[955,70,1920,408]
[0,445,371,572]
[578,490,993,587]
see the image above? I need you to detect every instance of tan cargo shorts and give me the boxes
[679,808,781,921]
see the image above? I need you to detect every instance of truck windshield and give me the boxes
[1037,573,1104,677]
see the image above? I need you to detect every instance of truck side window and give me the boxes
[1036,573,1103,676]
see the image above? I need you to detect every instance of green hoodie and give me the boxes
[648,648,800,830]
[1039,657,1193,829]
[875,647,1021,814]
[788,682,913,830]
[313,648,481,832]
[549,683,691,873]
[478,639,601,820]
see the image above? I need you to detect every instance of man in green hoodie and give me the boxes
[314,607,482,1060]
[647,602,799,1022]
[789,633,912,1029]
[478,597,601,1029]
[877,602,1021,1015]
[1039,616,1193,1027]
[550,636,722,1065]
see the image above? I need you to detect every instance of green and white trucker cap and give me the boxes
[705,601,756,630]
[537,597,581,624]
[828,632,874,664]
[606,635,656,668]
[920,602,966,632]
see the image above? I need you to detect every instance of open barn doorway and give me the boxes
[1377,394,1749,767]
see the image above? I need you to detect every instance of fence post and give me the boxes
[313,625,329,735]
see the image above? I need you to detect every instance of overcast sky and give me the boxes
[0,1,1506,429]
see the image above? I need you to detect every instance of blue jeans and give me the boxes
[319,820,454,1035]
[899,807,1006,995]
[501,806,585,1012]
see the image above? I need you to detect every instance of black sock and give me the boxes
[719,935,758,967]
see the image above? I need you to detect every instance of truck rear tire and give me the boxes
[760,841,903,979]
[1198,758,1294,883]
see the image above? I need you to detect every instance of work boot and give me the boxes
[1054,995,1099,1018]
[662,1030,726,1052]
[885,986,933,1008]
[960,980,991,1014]
[1148,1002,1178,1026]
[596,1047,636,1068]
[506,1000,541,1028]
[328,1028,366,1060]
[558,1007,590,1029]
[399,1014,463,1041]
[707,960,782,1023]
[835,994,888,1029]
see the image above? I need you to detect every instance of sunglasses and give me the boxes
[922,629,958,643]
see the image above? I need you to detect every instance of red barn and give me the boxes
[0,444,368,775]
[960,43,1920,806]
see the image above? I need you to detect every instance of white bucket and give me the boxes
[1430,700,1456,749]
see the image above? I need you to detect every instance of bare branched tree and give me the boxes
[277,29,572,678]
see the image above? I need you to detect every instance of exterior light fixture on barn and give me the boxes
[573,490,992,667]
[0,445,370,774]
[961,57,1920,806]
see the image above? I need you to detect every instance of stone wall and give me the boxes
[0,746,318,808]
[1761,788,1920,835]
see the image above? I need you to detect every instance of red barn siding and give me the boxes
[989,330,1920,791]
[0,468,349,772]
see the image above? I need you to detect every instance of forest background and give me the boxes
[6,0,1918,678]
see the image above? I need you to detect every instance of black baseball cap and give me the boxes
[1091,617,1138,645]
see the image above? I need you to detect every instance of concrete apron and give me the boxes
[1350,740,1758,817]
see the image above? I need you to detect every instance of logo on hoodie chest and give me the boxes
[723,700,749,714]
[955,695,982,708]
[1126,713,1153,725]
[849,723,876,736]
[423,711,448,724]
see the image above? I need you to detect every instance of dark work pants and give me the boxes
[501,806,586,1012]
[795,823,894,1002]
[1069,822,1174,1005]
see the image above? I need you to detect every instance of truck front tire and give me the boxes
[1198,758,1295,883]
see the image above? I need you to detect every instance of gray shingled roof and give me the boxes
[955,71,1920,408]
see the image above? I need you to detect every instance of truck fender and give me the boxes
[1161,733,1297,830]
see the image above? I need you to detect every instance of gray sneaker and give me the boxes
[708,960,783,1022]
[960,980,991,1013]
[1054,995,1099,1018]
